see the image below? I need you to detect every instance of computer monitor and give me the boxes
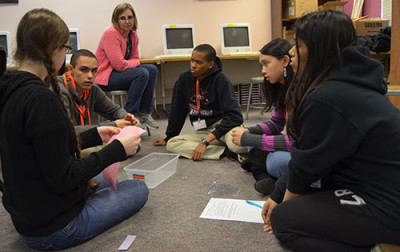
[220,23,252,55]
[162,24,195,55]
[0,31,12,66]
[66,28,80,64]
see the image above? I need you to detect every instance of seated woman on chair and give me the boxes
[95,2,159,129]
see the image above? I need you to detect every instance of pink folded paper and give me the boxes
[102,126,146,190]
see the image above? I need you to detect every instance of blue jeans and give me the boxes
[247,147,290,179]
[101,64,158,114]
[21,174,148,251]
[266,151,291,179]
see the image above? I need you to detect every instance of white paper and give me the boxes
[118,235,137,251]
[200,198,265,224]
[193,119,207,131]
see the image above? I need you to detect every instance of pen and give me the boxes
[246,200,263,209]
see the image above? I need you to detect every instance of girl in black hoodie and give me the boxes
[0,8,148,250]
[262,10,400,251]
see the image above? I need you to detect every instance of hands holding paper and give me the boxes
[97,126,121,142]
[102,126,147,190]
[97,126,142,156]
[119,134,141,156]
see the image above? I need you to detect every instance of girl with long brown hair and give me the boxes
[0,8,148,250]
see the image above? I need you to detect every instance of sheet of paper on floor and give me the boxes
[200,198,266,224]
[118,235,137,251]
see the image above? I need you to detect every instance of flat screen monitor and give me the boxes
[162,24,195,55]
[0,31,12,66]
[220,23,252,55]
[66,28,80,64]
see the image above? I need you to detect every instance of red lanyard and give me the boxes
[196,78,200,114]
[63,73,91,126]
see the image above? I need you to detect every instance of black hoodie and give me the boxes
[0,71,126,236]
[271,46,400,230]
[164,57,243,142]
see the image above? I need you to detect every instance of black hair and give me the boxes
[260,38,294,112]
[286,10,357,139]
[70,49,97,67]
[193,44,216,62]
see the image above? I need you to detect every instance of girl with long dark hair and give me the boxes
[232,38,294,195]
[262,10,400,251]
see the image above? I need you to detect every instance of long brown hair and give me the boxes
[15,8,82,159]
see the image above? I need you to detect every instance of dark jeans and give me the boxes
[270,189,400,252]
[101,64,158,115]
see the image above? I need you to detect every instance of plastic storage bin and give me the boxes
[124,153,179,189]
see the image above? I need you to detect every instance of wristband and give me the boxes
[201,138,210,146]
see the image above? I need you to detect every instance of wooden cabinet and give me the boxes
[387,0,400,108]
[271,0,347,41]
[271,0,399,107]
[271,0,283,40]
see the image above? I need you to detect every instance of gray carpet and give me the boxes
[0,107,287,251]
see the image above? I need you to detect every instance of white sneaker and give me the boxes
[138,112,159,129]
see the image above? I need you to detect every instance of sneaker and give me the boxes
[237,152,248,164]
[224,148,247,164]
[138,112,159,129]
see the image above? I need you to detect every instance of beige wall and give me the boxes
[0,0,272,59]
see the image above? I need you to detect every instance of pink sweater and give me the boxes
[95,26,140,86]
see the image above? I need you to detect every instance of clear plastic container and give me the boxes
[124,153,179,189]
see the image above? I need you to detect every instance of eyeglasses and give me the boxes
[63,44,74,54]
[119,15,134,21]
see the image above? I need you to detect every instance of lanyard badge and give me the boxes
[193,78,206,130]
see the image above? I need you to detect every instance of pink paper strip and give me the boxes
[102,126,146,190]
[118,235,137,251]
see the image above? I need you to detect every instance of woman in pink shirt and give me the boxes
[95,2,158,129]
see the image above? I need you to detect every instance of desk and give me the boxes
[7,56,262,111]
[387,85,400,96]
[155,54,261,110]
[387,85,400,109]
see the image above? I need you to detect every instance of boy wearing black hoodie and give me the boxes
[154,44,247,161]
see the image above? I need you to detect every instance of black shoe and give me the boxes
[224,148,240,163]
[254,176,275,195]
[240,159,252,172]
